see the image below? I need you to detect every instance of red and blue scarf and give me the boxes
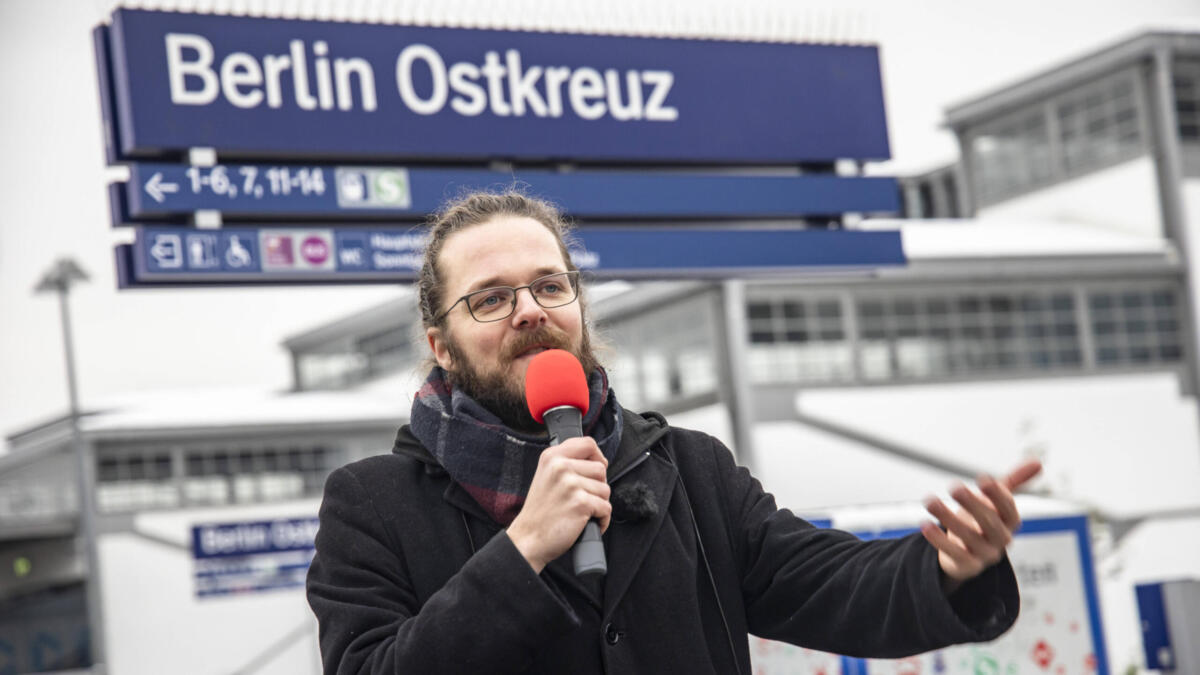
[409,366,623,526]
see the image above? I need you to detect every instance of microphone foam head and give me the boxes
[524,349,590,424]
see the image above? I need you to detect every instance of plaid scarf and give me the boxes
[409,365,624,526]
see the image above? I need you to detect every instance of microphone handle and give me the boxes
[544,406,607,578]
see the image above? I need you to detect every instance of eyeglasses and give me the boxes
[436,271,581,323]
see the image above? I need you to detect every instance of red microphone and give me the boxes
[524,349,606,577]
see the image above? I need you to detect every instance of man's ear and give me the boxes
[427,326,454,371]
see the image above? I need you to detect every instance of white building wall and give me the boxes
[790,372,1200,517]
[976,158,1164,239]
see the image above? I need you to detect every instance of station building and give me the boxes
[2,25,1200,675]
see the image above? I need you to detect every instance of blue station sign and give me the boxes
[191,518,319,597]
[120,225,905,286]
[118,162,900,222]
[97,9,890,163]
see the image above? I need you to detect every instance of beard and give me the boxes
[443,323,601,433]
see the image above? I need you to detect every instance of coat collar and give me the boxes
[600,410,676,617]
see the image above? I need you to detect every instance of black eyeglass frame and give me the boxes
[435,270,581,324]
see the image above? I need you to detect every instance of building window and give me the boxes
[183,446,333,507]
[1057,74,1142,175]
[918,183,935,219]
[970,110,1052,204]
[966,69,1148,206]
[1089,287,1184,365]
[96,451,178,512]
[860,290,1083,379]
[603,291,718,410]
[95,444,337,512]
[1176,59,1200,141]
[746,297,852,384]
[943,173,960,217]
[297,351,369,390]
[356,325,414,376]
[295,323,415,390]
[745,283,1182,387]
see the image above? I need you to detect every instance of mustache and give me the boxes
[502,326,575,361]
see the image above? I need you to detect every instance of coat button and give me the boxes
[604,623,622,645]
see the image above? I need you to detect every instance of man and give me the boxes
[306,191,1041,674]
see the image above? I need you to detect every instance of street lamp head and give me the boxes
[34,257,90,294]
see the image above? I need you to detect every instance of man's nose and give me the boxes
[509,287,547,327]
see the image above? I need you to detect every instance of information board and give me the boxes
[94,8,906,288]
[97,9,890,163]
[191,517,319,597]
[119,162,900,222]
[119,225,906,286]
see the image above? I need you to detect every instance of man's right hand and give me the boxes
[506,437,611,574]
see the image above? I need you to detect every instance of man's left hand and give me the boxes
[919,458,1043,588]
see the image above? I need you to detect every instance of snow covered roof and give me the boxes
[77,386,406,436]
[944,30,1200,128]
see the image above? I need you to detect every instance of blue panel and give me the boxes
[577,228,904,275]
[92,25,122,166]
[103,9,890,163]
[122,163,900,220]
[125,225,904,286]
[1020,516,1110,675]
[114,243,137,289]
[107,182,131,227]
[1136,582,1171,670]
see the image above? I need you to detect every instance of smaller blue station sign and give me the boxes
[191,518,320,597]
[122,225,905,287]
[120,162,900,222]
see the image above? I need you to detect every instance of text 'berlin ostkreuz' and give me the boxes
[165,35,680,122]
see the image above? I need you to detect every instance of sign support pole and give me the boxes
[717,279,758,472]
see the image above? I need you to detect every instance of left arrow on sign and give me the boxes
[144,172,179,203]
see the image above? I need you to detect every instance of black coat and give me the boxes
[306,410,1019,674]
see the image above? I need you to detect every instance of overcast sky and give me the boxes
[3,0,1200,447]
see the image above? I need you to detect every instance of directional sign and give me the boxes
[192,518,319,559]
[120,225,905,286]
[192,518,319,597]
[119,162,899,222]
[96,9,890,164]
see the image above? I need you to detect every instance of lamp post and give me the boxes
[35,257,106,674]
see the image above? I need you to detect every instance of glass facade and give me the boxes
[96,443,337,513]
[1090,287,1185,365]
[970,110,1053,204]
[746,281,1184,386]
[968,69,1147,206]
[746,296,853,384]
[602,291,719,411]
[1176,58,1200,141]
[296,323,414,390]
[1057,75,1142,174]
